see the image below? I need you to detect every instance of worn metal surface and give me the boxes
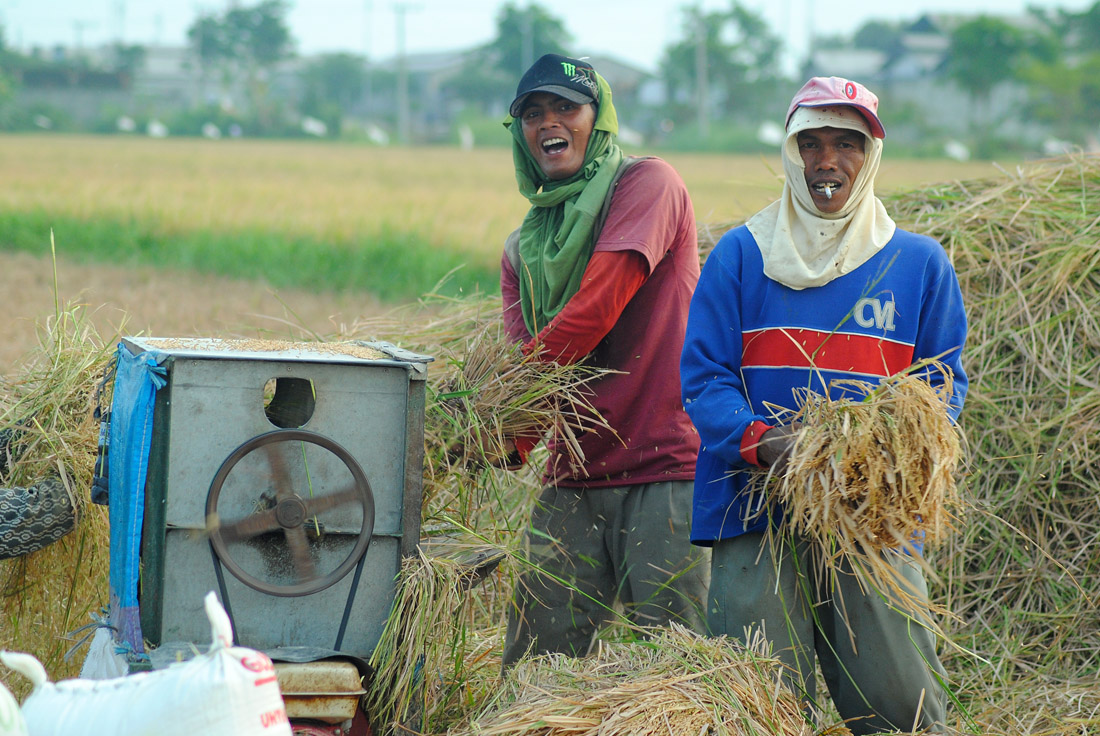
[276,661,365,723]
[125,337,428,659]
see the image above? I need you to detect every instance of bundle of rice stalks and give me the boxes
[339,291,612,539]
[452,624,811,736]
[883,154,1100,693]
[365,548,506,736]
[0,293,119,696]
[425,321,611,502]
[760,367,963,621]
[776,367,963,552]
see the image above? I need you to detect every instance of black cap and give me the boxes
[508,54,600,118]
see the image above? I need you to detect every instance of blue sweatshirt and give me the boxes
[680,224,968,545]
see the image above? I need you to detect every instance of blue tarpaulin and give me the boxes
[107,344,166,656]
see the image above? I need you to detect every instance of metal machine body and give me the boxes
[118,337,430,734]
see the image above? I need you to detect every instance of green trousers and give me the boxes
[708,533,947,735]
[502,480,709,665]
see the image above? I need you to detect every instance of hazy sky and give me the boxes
[3,0,1095,73]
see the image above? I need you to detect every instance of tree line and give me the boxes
[2,1,1099,153]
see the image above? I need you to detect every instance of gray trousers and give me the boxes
[503,480,709,665]
[708,533,947,735]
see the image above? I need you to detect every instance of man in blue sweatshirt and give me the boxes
[680,77,967,734]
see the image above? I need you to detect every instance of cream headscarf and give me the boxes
[746,105,895,290]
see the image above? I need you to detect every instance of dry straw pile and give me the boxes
[0,295,117,697]
[453,625,811,736]
[885,154,1100,733]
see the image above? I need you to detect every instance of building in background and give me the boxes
[2,10,1091,156]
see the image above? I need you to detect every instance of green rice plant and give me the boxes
[0,135,1001,268]
[0,210,497,303]
[0,137,528,257]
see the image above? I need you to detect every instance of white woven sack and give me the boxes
[0,676,29,736]
[1,591,291,736]
[79,626,129,680]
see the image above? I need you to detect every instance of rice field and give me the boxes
[3,135,1096,735]
[0,134,1001,373]
[0,134,999,261]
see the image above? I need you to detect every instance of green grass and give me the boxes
[0,134,1013,304]
[0,210,499,302]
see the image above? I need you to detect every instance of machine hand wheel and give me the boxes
[206,429,375,597]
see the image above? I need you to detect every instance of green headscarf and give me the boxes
[504,71,623,336]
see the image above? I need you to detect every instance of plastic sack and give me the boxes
[0,676,28,736]
[79,626,129,680]
[0,591,291,736]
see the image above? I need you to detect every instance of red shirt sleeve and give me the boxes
[739,420,773,467]
[501,248,531,343]
[524,250,648,364]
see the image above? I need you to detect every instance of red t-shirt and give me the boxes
[501,157,701,487]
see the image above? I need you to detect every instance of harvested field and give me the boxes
[2,151,1099,735]
[0,250,386,373]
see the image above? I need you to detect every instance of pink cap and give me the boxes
[786,76,885,139]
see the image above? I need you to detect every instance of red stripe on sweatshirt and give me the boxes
[742,328,914,377]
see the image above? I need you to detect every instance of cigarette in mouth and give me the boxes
[824,184,835,199]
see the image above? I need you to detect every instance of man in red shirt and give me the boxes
[499,54,707,664]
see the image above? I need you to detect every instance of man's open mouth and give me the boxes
[813,182,840,199]
[542,137,568,154]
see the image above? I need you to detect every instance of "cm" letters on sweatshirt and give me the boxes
[853,297,897,331]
